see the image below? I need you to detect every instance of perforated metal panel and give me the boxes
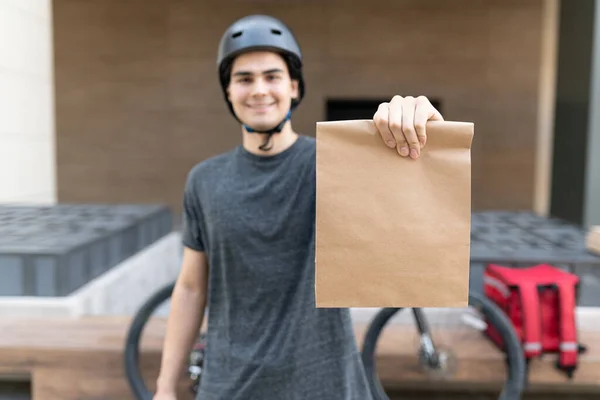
[470,211,600,266]
[0,204,173,296]
[469,211,600,306]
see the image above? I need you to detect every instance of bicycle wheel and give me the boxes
[124,282,175,400]
[360,292,526,400]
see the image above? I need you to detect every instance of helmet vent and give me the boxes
[231,31,243,38]
[270,29,282,35]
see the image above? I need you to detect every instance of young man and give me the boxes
[154,14,443,400]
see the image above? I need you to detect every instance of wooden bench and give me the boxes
[0,317,598,399]
[353,324,600,397]
[0,316,193,400]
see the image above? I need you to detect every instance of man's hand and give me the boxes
[373,95,443,159]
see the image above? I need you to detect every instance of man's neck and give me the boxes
[242,122,299,157]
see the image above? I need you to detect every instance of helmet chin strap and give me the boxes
[243,110,292,135]
[242,110,292,151]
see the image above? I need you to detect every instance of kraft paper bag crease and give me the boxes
[315,120,474,308]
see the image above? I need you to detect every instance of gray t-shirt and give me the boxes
[182,135,373,400]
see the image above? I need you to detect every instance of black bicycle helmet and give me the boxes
[216,15,305,139]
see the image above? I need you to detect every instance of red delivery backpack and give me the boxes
[483,263,587,378]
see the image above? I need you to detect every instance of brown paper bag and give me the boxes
[315,119,474,308]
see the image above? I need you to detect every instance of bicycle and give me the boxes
[360,291,526,400]
[123,282,207,400]
[124,284,526,400]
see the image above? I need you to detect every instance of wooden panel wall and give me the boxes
[53,0,545,216]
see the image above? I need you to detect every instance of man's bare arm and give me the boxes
[155,247,209,395]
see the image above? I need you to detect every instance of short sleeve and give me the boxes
[181,173,205,252]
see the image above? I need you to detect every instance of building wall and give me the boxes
[0,0,56,204]
[53,0,546,216]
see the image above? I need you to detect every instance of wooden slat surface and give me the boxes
[0,316,190,400]
[0,316,598,399]
[353,324,600,393]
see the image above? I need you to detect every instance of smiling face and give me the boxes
[227,51,299,132]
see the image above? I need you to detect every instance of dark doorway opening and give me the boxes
[325,98,442,121]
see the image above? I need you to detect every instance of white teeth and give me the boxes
[249,103,274,108]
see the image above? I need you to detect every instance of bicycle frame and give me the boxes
[412,308,441,367]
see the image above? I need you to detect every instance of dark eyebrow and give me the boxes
[233,68,284,77]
